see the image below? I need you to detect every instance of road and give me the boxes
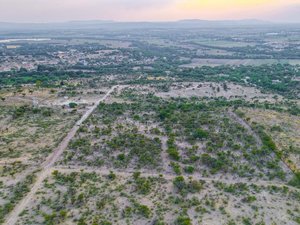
[4,85,118,225]
[5,88,298,225]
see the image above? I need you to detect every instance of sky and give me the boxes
[0,0,299,23]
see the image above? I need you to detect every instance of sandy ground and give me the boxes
[4,86,118,225]
[155,82,282,103]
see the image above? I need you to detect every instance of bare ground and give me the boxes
[4,86,118,225]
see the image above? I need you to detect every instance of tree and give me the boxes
[135,204,151,218]
[176,216,192,225]
[288,172,300,188]
[223,83,228,91]
[107,171,116,180]
[193,128,208,140]
[173,176,185,192]
[69,102,78,108]
[36,80,42,88]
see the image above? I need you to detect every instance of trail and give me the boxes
[4,85,118,225]
[228,110,294,174]
[5,89,298,225]
[54,166,299,192]
[227,110,262,148]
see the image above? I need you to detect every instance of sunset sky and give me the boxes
[0,0,299,23]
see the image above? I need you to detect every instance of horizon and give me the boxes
[0,18,299,25]
[0,0,299,23]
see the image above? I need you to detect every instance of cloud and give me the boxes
[103,0,174,9]
[0,0,176,22]
[178,0,274,10]
[0,0,299,22]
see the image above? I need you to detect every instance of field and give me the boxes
[1,79,300,225]
[1,83,296,225]
[0,23,299,225]
[181,59,300,68]
[16,169,300,225]
[0,83,112,223]
[188,39,256,48]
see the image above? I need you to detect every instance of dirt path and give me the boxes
[4,85,118,225]
[228,110,294,174]
[53,166,298,192]
[160,136,171,173]
[5,89,298,225]
[227,110,262,148]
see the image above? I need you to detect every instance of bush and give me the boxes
[171,162,181,175]
[288,172,300,188]
[201,153,225,173]
[184,166,195,174]
[173,176,202,194]
[193,128,208,140]
[153,219,165,225]
[242,195,256,203]
[176,216,192,225]
[0,174,36,223]
[107,132,162,167]
[99,221,112,225]
[187,180,203,193]
[173,176,186,192]
[117,154,125,161]
[167,147,180,161]
[134,177,152,195]
[69,102,78,108]
[135,204,151,218]
[258,129,276,151]
[107,171,116,180]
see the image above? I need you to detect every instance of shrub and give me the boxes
[242,195,256,203]
[107,171,116,180]
[201,153,225,173]
[193,128,208,140]
[153,219,165,225]
[69,102,78,108]
[167,147,180,161]
[173,176,186,192]
[176,216,192,225]
[99,221,112,225]
[135,204,151,218]
[171,162,181,175]
[184,166,195,174]
[288,172,300,188]
[117,153,125,161]
[134,177,152,195]
[187,180,203,193]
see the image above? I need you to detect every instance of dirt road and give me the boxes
[228,110,294,174]
[54,166,298,192]
[4,85,118,225]
[228,110,262,148]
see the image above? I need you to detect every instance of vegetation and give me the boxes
[0,174,36,223]
[1,25,299,225]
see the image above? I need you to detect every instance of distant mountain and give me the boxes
[0,20,115,30]
[0,19,296,32]
[67,20,115,24]
[177,19,271,25]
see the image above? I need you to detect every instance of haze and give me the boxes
[0,0,299,23]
